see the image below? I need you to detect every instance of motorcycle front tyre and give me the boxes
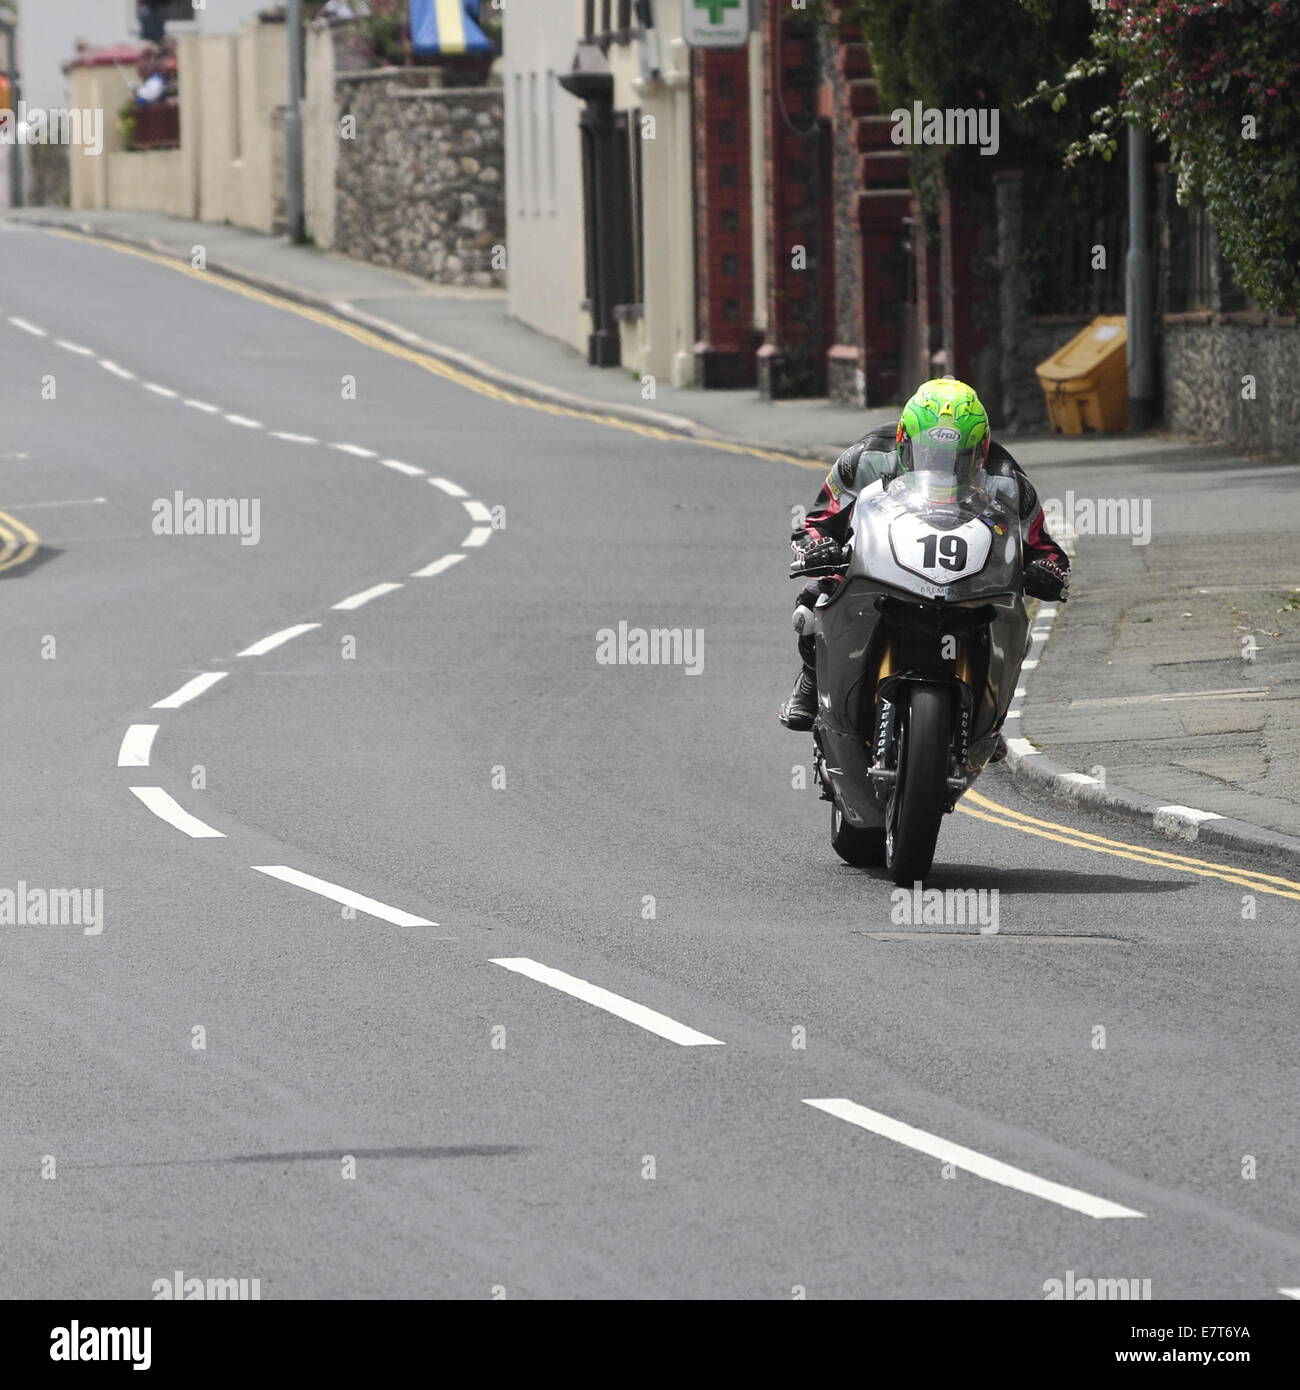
[885,684,952,885]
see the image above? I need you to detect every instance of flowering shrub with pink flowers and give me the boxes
[1029,0,1300,311]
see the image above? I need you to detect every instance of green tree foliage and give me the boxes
[839,0,1105,159]
[1027,1,1300,312]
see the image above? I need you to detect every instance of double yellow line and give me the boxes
[0,508,39,574]
[43,226,1300,893]
[960,789,1300,902]
[45,228,826,471]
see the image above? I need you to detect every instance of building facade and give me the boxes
[504,2,1032,412]
[502,0,588,359]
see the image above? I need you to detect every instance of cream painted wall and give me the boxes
[107,147,188,215]
[617,6,696,387]
[304,23,338,249]
[502,0,587,356]
[18,0,267,114]
[66,18,286,235]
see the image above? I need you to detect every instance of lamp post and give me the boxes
[285,0,306,242]
[1126,124,1155,432]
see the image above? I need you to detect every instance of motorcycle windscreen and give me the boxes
[896,439,984,506]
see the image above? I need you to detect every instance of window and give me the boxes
[129,1,198,30]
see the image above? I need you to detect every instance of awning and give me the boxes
[409,0,495,57]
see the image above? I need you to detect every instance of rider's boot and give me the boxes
[779,667,818,731]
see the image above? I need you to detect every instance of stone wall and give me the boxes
[28,146,71,208]
[334,72,504,287]
[1164,315,1299,457]
[1001,315,1092,436]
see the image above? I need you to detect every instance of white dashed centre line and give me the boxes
[331,443,378,458]
[184,399,221,413]
[428,478,469,498]
[252,865,437,927]
[462,500,493,523]
[7,316,46,337]
[55,339,94,356]
[237,623,322,657]
[271,431,318,444]
[462,526,492,548]
[130,787,225,839]
[152,671,228,709]
[144,383,179,398]
[224,414,263,429]
[381,459,424,476]
[99,360,136,380]
[332,582,403,611]
[117,724,159,768]
[802,1098,1145,1219]
[491,958,725,1047]
[411,554,466,578]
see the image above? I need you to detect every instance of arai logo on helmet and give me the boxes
[926,426,962,443]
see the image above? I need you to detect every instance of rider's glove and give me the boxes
[1024,556,1070,602]
[790,536,845,577]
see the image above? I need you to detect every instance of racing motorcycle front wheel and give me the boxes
[884,684,952,885]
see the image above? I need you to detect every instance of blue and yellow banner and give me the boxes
[409,0,495,57]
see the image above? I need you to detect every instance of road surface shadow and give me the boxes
[0,545,60,579]
[852,865,1187,895]
[35,1145,531,1174]
[227,1146,529,1163]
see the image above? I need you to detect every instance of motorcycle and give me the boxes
[794,454,1030,885]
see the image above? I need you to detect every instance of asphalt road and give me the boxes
[1,223,1296,1301]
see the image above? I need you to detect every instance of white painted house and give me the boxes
[502,0,587,358]
[503,0,697,386]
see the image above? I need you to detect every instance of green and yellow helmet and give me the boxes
[894,377,990,503]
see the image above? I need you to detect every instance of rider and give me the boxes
[779,377,1070,731]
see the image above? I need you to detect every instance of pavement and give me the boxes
[14,206,1299,860]
[0,216,1297,1300]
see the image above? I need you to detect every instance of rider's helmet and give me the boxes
[894,377,991,504]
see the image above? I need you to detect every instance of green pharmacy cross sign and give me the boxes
[683,0,752,48]
[698,0,739,21]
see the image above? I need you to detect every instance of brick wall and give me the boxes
[693,48,755,387]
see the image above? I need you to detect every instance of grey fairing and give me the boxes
[812,478,1029,830]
